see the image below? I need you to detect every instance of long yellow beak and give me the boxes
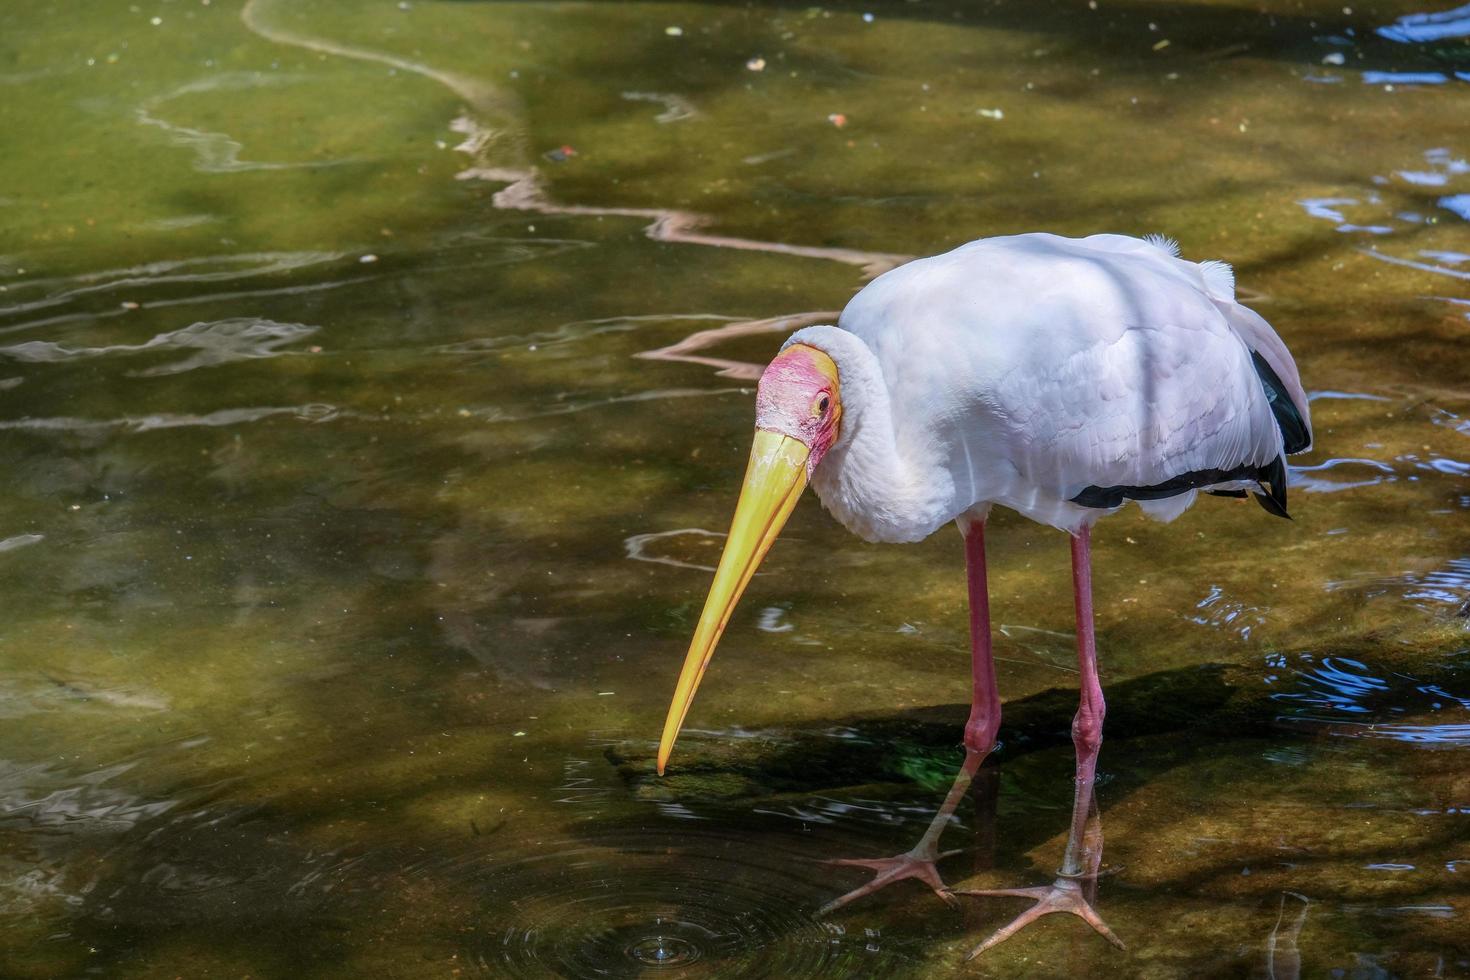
[656,429,811,775]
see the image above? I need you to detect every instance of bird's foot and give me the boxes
[956,876,1124,958]
[817,844,965,915]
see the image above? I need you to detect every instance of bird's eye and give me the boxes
[816,394,830,416]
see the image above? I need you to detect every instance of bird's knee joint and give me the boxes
[965,715,1000,755]
[1071,709,1105,753]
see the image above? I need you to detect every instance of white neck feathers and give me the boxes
[781,325,954,543]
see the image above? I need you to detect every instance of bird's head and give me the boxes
[753,342,844,473]
[656,342,842,774]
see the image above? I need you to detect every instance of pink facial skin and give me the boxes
[754,344,842,475]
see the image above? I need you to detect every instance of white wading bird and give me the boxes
[655,232,1312,956]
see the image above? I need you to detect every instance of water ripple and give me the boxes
[1289,457,1395,493]
[433,313,731,357]
[0,676,168,719]
[623,528,725,572]
[0,317,318,376]
[1327,556,1470,612]
[1271,656,1390,715]
[0,759,176,834]
[468,387,740,425]
[1376,3,1470,44]
[0,404,344,434]
[433,825,908,978]
[0,251,345,321]
[136,72,367,173]
[1187,584,1266,640]
[620,91,699,124]
[0,534,43,554]
[1267,653,1470,746]
[1298,147,1470,258]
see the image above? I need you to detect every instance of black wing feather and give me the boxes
[1072,351,1303,520]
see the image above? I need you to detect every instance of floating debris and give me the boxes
[621,91,697,123]
[827,113,848,128]
[543,144,577,163]
[746,56,766,71]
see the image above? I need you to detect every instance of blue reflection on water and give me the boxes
[1376,3,1470,43]
[1275,657,1389,715]
[1188,584,1264,640]
[1400,557,1470,606]
[1289,457,1395,494]
[1306,391,1392,402]
[1441,194,1470,220]
[1296,196,1394,233]
[1360,723,1470,746]
[1300,148,1470,246]
[1328,556,1470,611]
[1269,653,1470,747]
[1361,71,1453,85]
[1428,405,1470,436]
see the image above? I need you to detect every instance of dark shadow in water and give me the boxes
[52,649,1470,976]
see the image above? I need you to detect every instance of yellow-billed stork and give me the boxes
[655,232,1312,955]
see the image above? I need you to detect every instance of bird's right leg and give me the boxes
[960,516,1001,757]
[819,518,1000,915]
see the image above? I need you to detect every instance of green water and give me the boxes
[2,1,1469,976]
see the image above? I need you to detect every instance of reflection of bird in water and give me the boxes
[656,233,1313,956]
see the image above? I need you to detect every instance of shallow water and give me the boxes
[1,0,1469,976]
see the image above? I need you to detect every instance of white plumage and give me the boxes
[784,233,1312,541]
[656,232,1314,952]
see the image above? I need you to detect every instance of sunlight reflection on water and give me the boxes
[1376,3,1470,43]
[1269,653,1470,746]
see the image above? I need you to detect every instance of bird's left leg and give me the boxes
[819,517,999,915]
[956,526,1124,956]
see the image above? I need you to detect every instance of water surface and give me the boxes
[1,0,1469,976]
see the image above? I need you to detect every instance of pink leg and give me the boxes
[956,526,1123,956]
[1069,527,1105,787]
[820,518,999,914]
[1062,525,1105,877]
[963,518,1001,756]
[818,751,978,914]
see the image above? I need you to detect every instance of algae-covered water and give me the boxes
[2,1,1469,976]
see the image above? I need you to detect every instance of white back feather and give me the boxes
[1143,233,1181,257]
[1197,259,1236,301]
[786,233,1310,538]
